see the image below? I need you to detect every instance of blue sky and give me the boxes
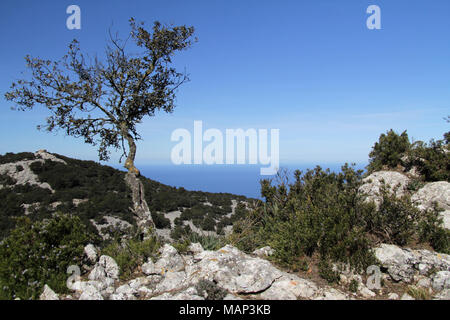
[1,0,449,168]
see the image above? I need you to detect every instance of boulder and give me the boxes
[39,284,59,300]
[359,171,410,206]
[411,181,450,229]
[252,246,275,258]
[84,244,98,263]
[374,244,450,283]
[431,271,450,291]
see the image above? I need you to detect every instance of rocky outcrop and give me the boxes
[39,284,59,300]
[359,171,410,206]
[65,243,351,301]
[411,181,450,229]
[374,244,450,283]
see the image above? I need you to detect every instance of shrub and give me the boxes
[367,129,410,173]
[102,236,160,280]
[407,137,450,182]
[0,213,94,299]
[362,183,421,246]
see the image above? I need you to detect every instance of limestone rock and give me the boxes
[84,244,98,263]
[411,181,450,229]
[40,284,59,300]
[431,271,450,291]
[359,171,410,206]
[252,246,275,258]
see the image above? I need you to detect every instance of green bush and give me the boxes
[407,137,450,182]
[367,129,410,173]
[102,236,160,280]
[362,183,421,246]
[0,213,94,300]
[231,162,449,282]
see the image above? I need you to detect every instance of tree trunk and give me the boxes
[123,132,140,176]
[121,127,155,237]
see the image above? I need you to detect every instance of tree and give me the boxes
[367,129,411,173]
[5,18,196,234]
[5,18,196,176]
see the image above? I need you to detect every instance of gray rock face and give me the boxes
[188,245,283,294]
[411,181,450,229]
[432,271,450,291]
[359,171,410,206]
[88,255,119,291]
[258,273,318,300]
[84,244,98,263]
[40,284,59,300]
[252,246,275,258]
[374,244,450,283]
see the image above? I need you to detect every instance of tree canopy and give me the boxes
[5,18,196,174]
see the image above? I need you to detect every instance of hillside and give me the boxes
[0,150,254,241]
[1,128,449,301]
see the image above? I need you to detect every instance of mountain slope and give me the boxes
[0,150,254,240]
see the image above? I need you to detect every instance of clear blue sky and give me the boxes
[1,0,449,168]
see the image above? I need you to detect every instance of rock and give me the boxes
[411,181,450,229]
[258,274,318,300]
[84,244,98,263]
[223,294,243,300]
[188,245,283,294]
[154,244,185,273]
[374,244,450,283]
[88,255,119,289]
[433,289,450,300]
[154,271,187,294]
[188,243,204,254]
[252,246,275,257]
[359,285,376,298]
[359,171,410,206]
[401,293,415,300]
[314,288,349,300]
[431,271,450,291]
[40,284,59,300]
[78,282,104,300]
[387,293,399,300]
[416,277,432,289]
[142,259,158,275]
[98,255,120,279]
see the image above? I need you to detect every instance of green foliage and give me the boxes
[363,184,421,246]
[151,212,171,229]
[102,236,160,280]
[407,137,450,182]
[318,260,340,284]
[0,213,94,300]
[195,279,227,300]
[0,152,35,165]
[406,286,431,300]
[231,163,449,282]
[419,206,450,254]
[349,279,359,293]
[367,129,410,173]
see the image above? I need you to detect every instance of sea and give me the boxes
[135,163,368,199]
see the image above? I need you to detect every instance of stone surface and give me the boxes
[40,284,59,300]
[374,244,450,283]
[84,244,98,263]
[431,271,450,291]
[359,171,410,206]
[411,181,450,229]
[252,246,275,258]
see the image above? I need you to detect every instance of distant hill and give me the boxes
[0,150,255,241]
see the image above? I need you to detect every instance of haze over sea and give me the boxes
[128,163,368,199]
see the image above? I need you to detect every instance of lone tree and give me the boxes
[5,18,196,234]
